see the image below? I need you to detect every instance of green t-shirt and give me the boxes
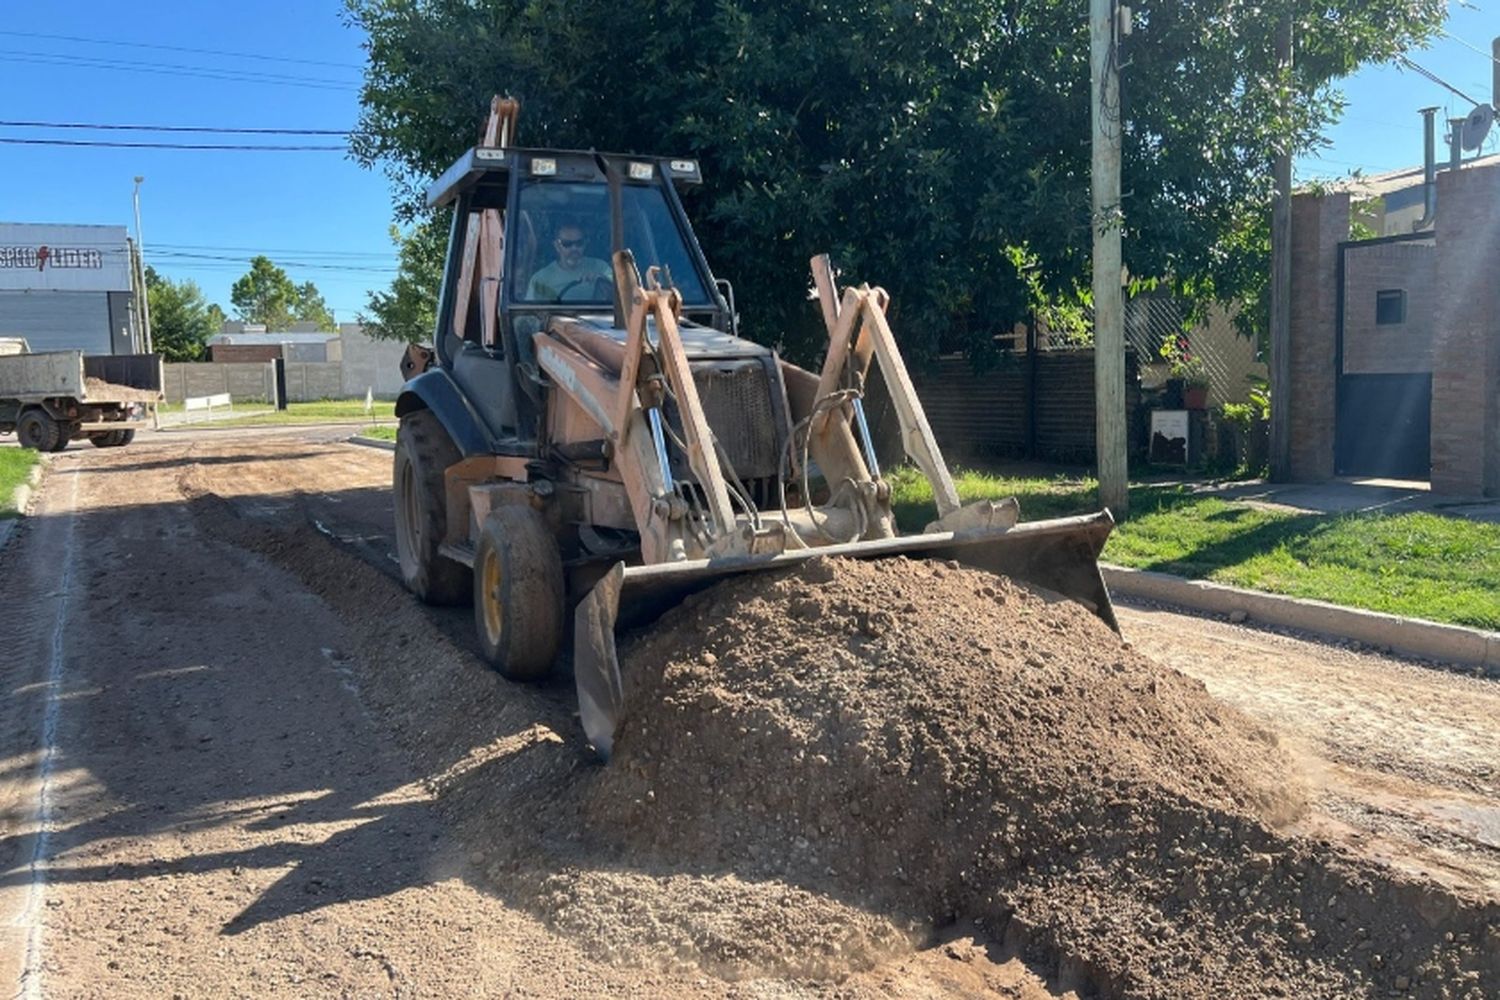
[525,258,613,302]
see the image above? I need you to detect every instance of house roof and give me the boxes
[1318,152,1500,200]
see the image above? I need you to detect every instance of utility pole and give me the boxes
[132,176,153,355]
[1268,16,1293,481]
[1090,0,1127,514]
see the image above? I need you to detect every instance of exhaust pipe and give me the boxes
[1416,107,1438,230]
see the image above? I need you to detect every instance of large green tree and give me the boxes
[230,256,337,330]
[358,216,447,343]
[144,267,219,362]
[346,0,1444,364]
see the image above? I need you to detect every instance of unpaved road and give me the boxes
[1,427,1495,998]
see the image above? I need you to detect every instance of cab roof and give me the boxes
[424,147,702,210]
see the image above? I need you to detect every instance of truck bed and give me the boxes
[0,351,162,402]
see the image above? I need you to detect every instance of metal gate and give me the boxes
[1335,234,1434,479]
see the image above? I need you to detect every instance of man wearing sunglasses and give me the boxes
[526,222,613,303]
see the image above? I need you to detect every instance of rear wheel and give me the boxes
[16,411,59,452]
[393,408,471,605]
[473,505,565,680]
[89,430,135,448]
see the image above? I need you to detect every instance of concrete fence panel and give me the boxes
[162,362,276,404]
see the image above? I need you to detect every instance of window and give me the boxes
[1375,289,1406,326]
[511,179,710,306]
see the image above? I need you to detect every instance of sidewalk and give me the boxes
[1187,476,1500,523]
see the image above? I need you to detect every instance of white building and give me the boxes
[0,222,139,354]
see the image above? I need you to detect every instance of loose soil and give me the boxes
[3,428,1496,998]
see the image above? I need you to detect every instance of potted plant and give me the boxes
[1159,335,1209,409]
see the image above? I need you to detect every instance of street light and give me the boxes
[132,176,153,354]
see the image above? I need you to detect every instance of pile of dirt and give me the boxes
[198,481,1496,997]
[584,556,1496,998]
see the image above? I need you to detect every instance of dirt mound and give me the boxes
[586,556,1496,998]
[194,472,1496,998]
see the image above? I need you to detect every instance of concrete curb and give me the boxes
[346,435,396,452]
[1102,563,1500,671]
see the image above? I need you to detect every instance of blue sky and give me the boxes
[0,1,1495,324]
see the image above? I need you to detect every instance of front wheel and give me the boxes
[473,505,565,680]
[393,408,471,604]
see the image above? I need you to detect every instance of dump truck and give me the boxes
[394,98,1116,757]
[0,338,162,451]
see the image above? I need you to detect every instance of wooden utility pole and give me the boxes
[1090,0,1127,514]
[1269,17,1293,481]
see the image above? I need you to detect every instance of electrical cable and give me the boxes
[0,120,361,136]
[0,29,363,70]
[0,51,358,91]
[1438,28,1500,68]
[0,137,347,151]
[1397,55,1483,107]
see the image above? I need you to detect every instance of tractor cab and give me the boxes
[417,145,739,446]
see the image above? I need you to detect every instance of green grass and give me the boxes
[160,399,396,427]
[0,447,41,519]
[354,425,398,442]
[889,466,1500,630]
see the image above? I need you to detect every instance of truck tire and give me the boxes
[16,410,59,452]
[473,505,565,680]
[52,423,78,452]
[89,430,135,448]
[393,408,471,605]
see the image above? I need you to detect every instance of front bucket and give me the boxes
[573,511,1116,759]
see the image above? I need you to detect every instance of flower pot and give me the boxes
[1184,385,1209,410]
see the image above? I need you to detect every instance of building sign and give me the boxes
[0,223,133,293]
[0,246,106,271]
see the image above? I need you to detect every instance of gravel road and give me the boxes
[0,427,1493,997]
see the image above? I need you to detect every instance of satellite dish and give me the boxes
[1461,103,1493,151]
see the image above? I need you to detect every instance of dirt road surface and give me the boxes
[1,427,1495,997]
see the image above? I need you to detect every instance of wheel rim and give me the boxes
[480,546,504,646]
[19,422,38,448]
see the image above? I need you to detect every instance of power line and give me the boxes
[0,120,361,136]
[1438,28,1500,68]
[0,29,363,71]
[0,137,347,151]
[0,51,359,91]
[1397,55,1483,106]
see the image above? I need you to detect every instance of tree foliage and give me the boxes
[358,214,447,343]
[229,255,337,330]
[144,266,219,362]
[346,0,1444,364]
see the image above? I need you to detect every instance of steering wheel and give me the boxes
[550,275,614,303]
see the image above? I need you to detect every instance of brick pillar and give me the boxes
[1431,163,1500,496]
[1287,191,1348,481]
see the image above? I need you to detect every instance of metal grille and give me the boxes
[673,358,783,482]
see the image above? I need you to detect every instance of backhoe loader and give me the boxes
[394,98,1116,758]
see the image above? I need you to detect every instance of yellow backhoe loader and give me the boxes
[394,98,1116,758]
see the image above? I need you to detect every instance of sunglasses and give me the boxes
[557,237,586,249]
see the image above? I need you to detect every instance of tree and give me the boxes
[346,0,1446,365]
[230,255,336,330]
[359,215,447,343]
[144,266,219,362]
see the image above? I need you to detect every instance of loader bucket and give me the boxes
[574,511,1116,759]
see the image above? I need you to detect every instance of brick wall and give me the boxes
[891,348,1142,465]
[209,344,282,363]
[1341,242,1436,375]
[1287,191,1349,480]
[1431,164,1500,496]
